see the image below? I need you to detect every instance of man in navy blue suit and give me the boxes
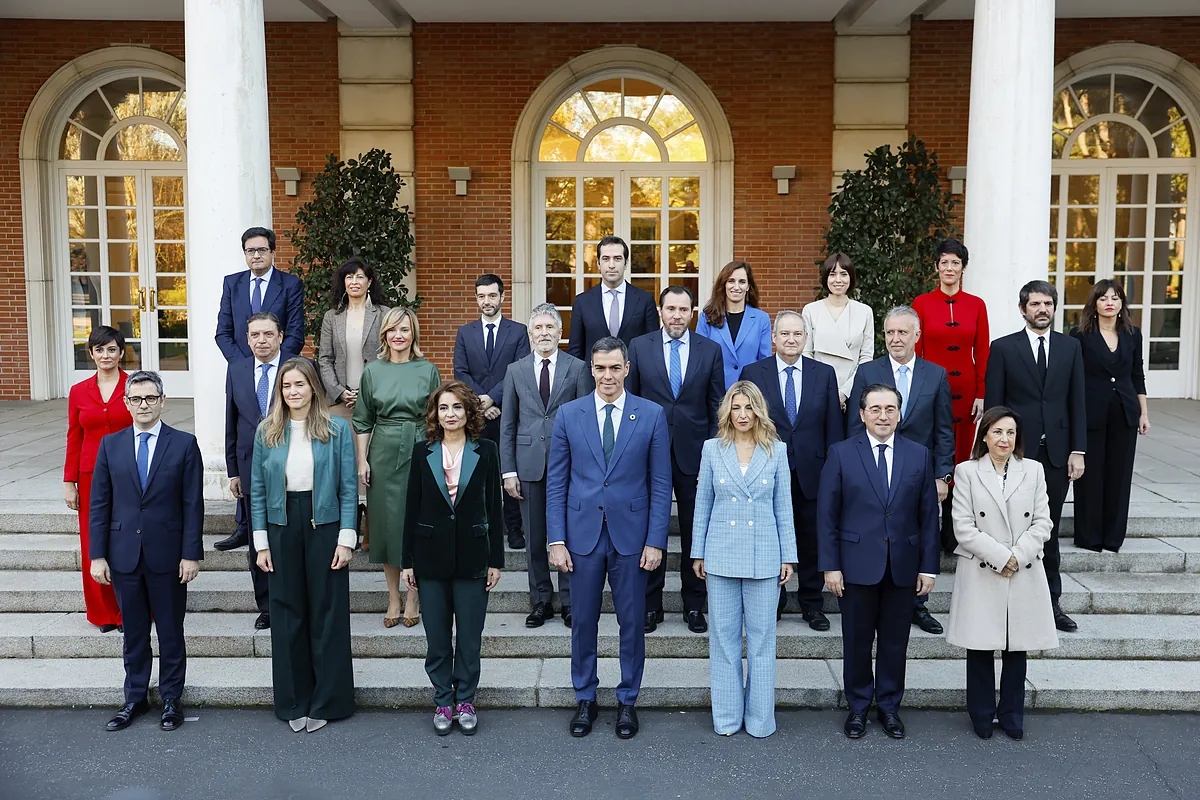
[214,227,305,362]
[454,274,530,549]
[89,370,204,732]
[566,236,659,361]
[625,285,724,634]
[846,305,953,637]
[222,311,283,630]
[547,337,672,740]
[738,311,843,630]
[819,384,939,741]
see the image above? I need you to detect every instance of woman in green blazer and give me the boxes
[402,380,504,736]
[252,358,358,733]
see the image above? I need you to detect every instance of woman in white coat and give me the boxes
[801,253,874,411]
[947,406,1058,741]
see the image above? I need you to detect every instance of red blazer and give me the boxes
[64,372,133,480]
[913,288,990,403]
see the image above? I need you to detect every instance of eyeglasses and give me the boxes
[864,406,899,417]
[244,247,271,256]
[126,395,162,407]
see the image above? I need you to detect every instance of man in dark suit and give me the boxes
[222,311,283,629]
[215,227,305,362]
[985,279,1086,633]
[566,235,658,361]
[739,310,842,631]
[819,384,939,741]
[626,286,725,634]
[454,273,531,549]
[88,370,204,733]
[547,337,672,740]
[495,303,593,629]
[847,305,954,636]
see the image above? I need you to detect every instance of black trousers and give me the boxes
[839,564,912,715]
[779,483,821,615]
[420,577,489,707]
[266,492,355,722]
[111,557,188,704]
[236,456,270,614]
[1073,393,1139,552]
[1036,443,1067,602]
[483,420,524,534]
[966,649,1027,731]
[647,451,705,614]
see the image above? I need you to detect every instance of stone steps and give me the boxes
[1,612,1196,661]
[0,656,1195,711]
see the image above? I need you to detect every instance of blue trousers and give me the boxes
[707,574,779,737]
[570,523,647,706]
[110,557,188,704]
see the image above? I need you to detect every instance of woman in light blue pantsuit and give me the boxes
[692,380,796,737]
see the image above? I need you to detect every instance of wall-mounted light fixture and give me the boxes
[772,166,797,195]
[448,167,473,196]
[275,167,301,196]
[949,166,967,195]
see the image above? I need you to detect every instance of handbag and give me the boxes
[357,501,370,552]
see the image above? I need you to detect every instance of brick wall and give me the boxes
[0,19,339,398]
[412,23,835,371]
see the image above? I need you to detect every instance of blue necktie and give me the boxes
[669,339,682,398]
[256,363,271,418]
[137,431,151,491]
[897,364,910,419]
[251,277,263,314]
[485,323,496,362]
[784,366,797,426]
[877,442,889,498]
[602,404,616,465]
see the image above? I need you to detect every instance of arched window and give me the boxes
[536,77,710,343]
[58,74,191,395]
[1049,70,1196,396]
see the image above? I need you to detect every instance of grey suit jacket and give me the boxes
[497,351,593,481]
[318,303,389,403]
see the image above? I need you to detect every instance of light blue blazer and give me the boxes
[696,306,773,389]
[691,438,797,579]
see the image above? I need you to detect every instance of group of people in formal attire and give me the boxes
[64,226,1151,741]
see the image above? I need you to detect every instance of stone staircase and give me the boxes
[1,504,1197,712]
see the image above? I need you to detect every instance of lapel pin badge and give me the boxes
[629,414,636,420]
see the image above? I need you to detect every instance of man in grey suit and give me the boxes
[496,303,594,628]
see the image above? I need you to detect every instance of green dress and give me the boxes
[352,358,442,566]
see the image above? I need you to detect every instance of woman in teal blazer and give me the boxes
[696,261,774,388]
[252,357,358,733]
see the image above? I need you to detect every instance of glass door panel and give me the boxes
[149,171,190,396]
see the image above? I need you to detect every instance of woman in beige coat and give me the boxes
[947,406,1058,741]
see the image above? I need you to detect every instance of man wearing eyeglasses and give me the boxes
[88,370,204,733]
[215,227,305,362]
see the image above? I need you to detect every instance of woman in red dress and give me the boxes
[912,239,990,548]
[63,326,132,631]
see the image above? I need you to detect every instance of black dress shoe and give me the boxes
[1002,726,1024,740]
[569,700,598,737]
[213,532,247,551]
[106,700,148,731]
[972,718,994,739]
[525,602,553,628]
[507,531,526,550]
[843,712,867,739]
[684,610,707,633]
[254,612,271,630]
[98,623,120,633]
[160,698,184,731]
[912,607,944,635]
[561,606,572,629]
[615,703,639,739]
[802,610,830,631]
[644,609,664,633]
[1053,604,1077,632]
[877,710,906,739]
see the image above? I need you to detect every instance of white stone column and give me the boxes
[962,0,1056,335]
[184,0,272,498]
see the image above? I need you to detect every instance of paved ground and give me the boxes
[0,708,1196,800]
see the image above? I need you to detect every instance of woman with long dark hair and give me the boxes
[696,261,773,389]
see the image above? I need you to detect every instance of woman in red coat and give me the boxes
[913,239,990,548]
[63,326,132,631]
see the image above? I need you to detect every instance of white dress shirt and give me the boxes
[131,419,163,469]
[663,329,690,384]
[501,350,562,481]
[594,390,625,440]
[248,266,274,306]
[888,354,917,387]
[600,282,627,327]
[1024,326,1051,361]
[481,314,503,348]
[776,354,802,414]
[866,430,935,580]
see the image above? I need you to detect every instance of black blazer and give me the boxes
[453,317,531,404]
[1070,326,1147,429]
[739,355,844,501]
[984,330,1087,467]
[567,282,659,361]
[847,355,955,479]
[402,438,505,580]
[624,330,725,475]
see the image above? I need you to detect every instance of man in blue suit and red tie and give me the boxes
[547,337,672,740]
[818,383,939,741]
[88,371,204,732]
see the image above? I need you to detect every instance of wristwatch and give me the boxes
[940,473,954,485]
